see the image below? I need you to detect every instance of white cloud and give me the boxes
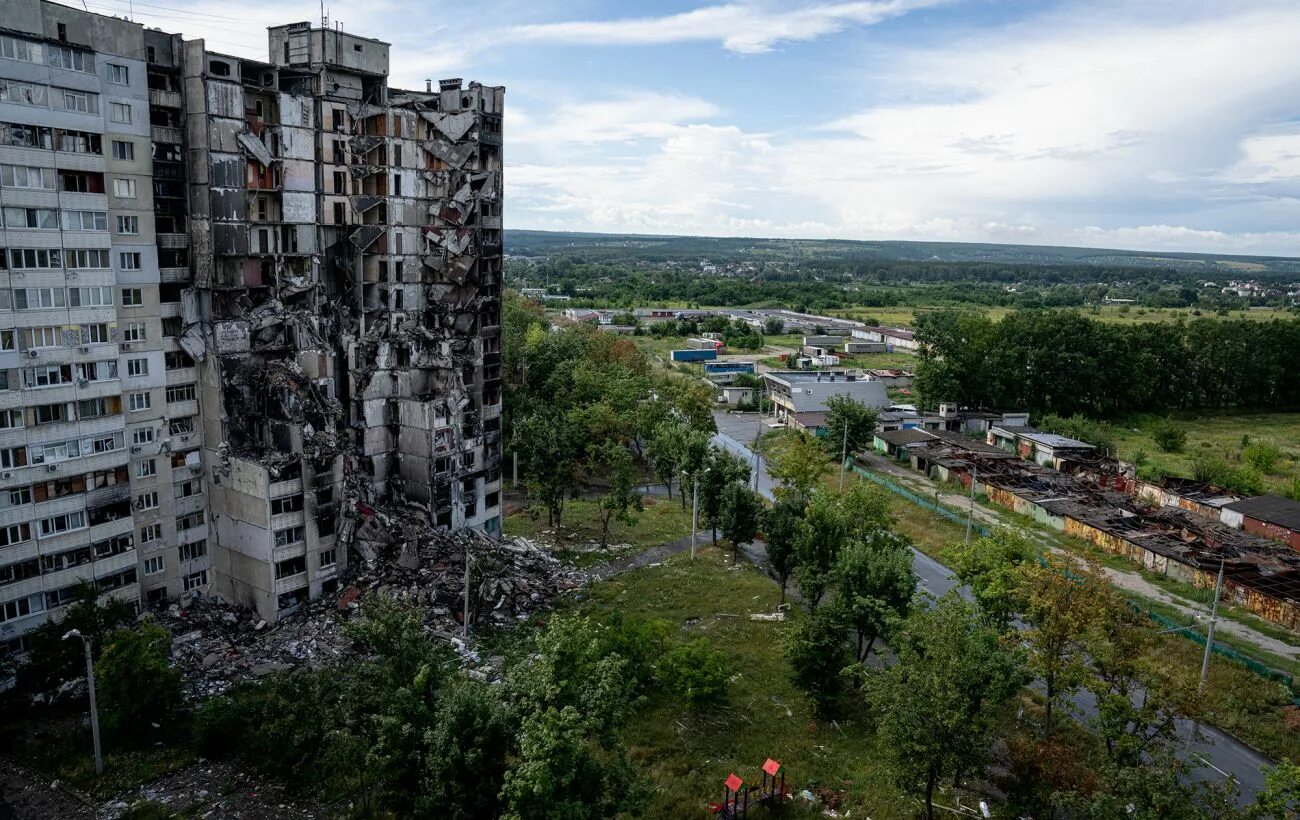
[511,93,722,145]
[504,1,945,54]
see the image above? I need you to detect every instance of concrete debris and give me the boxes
[99,759,321,819]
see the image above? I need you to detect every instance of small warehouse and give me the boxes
[872,427,938,460]
[1222,495,1300,551]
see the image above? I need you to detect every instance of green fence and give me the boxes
[849,460,992,537]
[849,458,1298,699]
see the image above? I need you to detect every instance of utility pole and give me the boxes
[63,630,101,775]
[462,542,472,638]
[752,393,762,491]
[965,462,977,544]
[838,420,849,492]
[511,451,518,490]
[691,472,700,560]
[1199,558,1226,694]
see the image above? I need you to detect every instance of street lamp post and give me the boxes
[1199,558,1226,694]
[63,629,102,775]
[691,469,702,560]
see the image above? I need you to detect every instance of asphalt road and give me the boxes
[711,410,1273,803]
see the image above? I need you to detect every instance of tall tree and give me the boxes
[823,395,879,458]
[834,532,918,662]
[867,594,1028,820]
[794,491,848,612]
[698,447,750,543]
[513,408,582,527]
[592,441,641,549]
[946,528,1037,631]
[768,431,830,502]
[762,497,805,604]
[718,483,762,562]
[785,602,851,717]
[647,420,688,499]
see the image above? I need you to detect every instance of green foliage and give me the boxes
[1151,418,1187,453]
[592,441,642,548]
[946,528,1038,630]
[514,407,583,527]
[192,695,242,758]
[767,431,829,501]
[420,680,512,820]
[1243,440,1282,473]
[20,581,135,691]
[763,317,785,335]
[866,593,1028,820]
[823,395,879,456]
[656,639,731,707]
[1038,413,1115,452]
[762,496,805,603]
[696,446,750,542]
[96,622,183,743]
[833,531,918,662]
[785,603,851,717]
[1251,760,1300,819]
[718,483,762,560]
[1192,453,1265,495]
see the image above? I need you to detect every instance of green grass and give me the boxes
[504,495,694,567]
[825,304,1297,328]
[565,546,911,819]
[1109,412,1300,495]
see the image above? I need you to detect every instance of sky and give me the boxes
[82,0,1300,256]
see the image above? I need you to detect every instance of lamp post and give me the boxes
[1199,558,1226,694]
[63,629,102,775]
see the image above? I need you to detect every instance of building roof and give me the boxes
[876,428,937,447]
[1225,494,1300,532]
[1019,431,1096,451]
[792,411,829,429]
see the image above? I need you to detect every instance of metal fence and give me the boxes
[849,461,992,537]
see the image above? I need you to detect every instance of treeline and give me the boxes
[913,310,1300,417]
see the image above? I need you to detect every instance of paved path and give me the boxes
[708,410,1275,803]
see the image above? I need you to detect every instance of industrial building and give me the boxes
[0,0,503,654]
[762,370,889,421]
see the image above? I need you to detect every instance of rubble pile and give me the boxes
[167,504,586,695]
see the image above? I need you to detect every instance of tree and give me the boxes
[763,317,785,335]
[795,492,848,611]
[21,581,135,691]
[677,428,714,511]
[785,603,851,717]
[656,639,731,707]
[514,407,582,527]
[1054,745,1244,820]
[697,447,750,543]
[823,395,878,458]
[1018,555,1108,737]
[648,420,688,499]
[834,532,917,662]
[867,594,1027,820]
[593,441,642,549]
[1151,418,1187,453]
[762,497,805,604]
[836,481,894,540]
[97,621,183,742]
[946,528,1037,630]
[718,483,762,562]
[767,431,829,501]
[420,681,512,820]
[1251,761,1300,819]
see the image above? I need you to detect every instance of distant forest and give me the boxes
[504,230,1300,312]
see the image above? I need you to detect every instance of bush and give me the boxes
[1193,454,1264,495]
[656,639,731,707]
[96,622,183,743]
[1151,419,1187,453]
[193,695,243,758]
[1243,441,1282,474]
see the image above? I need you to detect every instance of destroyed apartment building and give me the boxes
[0,0,504,660]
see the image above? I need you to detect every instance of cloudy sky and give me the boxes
[88,0,1300,255]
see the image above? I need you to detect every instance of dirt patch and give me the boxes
[0,758,94,820]
[101,759,323,819]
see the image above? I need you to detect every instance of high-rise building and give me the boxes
[0,0,503,653]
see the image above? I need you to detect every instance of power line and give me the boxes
[88,0,280,23]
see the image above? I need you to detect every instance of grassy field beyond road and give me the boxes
[504,494,694,567]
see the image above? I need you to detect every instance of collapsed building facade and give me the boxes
[0,0,503,657]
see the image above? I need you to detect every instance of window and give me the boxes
[69,286,113,307]
[15,288,66,310]
[274,526,305,547]
[319,548,337,567]
[77,398,112,419]
[0,35,43,64]
[123,322,147,342]
[177,511,204,531]
[270,495,303,515]
[136,491,158,511]
[183,570,208,592]
[108,102,131,123]
[333,202,345,224]
[140,523,161,543]
[114,214,140,235]
[333,140,344,164]
[132,427,154,445]
[90,434,120,454]
[129,391,151,412]
[127,358,148,377]
[166,384,196,403]
[0,79,48,107]
[0,523,31,547]
[55,88,97,114]
[8,487,30,506]
[174,478,201,498]
[0,448,27,469]
[82,324,110,344]
[0,596,39,623]
[137,459,156,479]
[169,417,194,436]
[119,252,142,272]
[3,207,58,229]
[107,64,129,85]
[1,122,53,149]
[111,140,134,161]
[333,170,346,193]
[39,511,86,537]
[23,327,59,348]
[179,540,206,561]
[57,130,101,154]
[0,331,12,351]
[0,165,54,190]
[144,555,164,575]
[392,174,401,196]
[275,556,306,579]
[9,248,62,269]
[394,145,401,166]
[25,364,71,387]
[66,249,110,269]
[0,409,22,429]
[47,46,91,73]
[61,210,107,231]
[32,403,68,426]
[77,360,117,381]
[121,288,143,306]
[112,178,136,198]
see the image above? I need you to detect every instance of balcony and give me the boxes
[160,267,190,283]
[151,125,182,145]
[156,233,188,249]
[274,571,308,596]
[148,88,181,108]
[269,477,303,498]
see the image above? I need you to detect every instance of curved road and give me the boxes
[712,410,1274,803]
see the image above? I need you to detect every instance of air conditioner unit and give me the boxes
[78,346,90,354]
[46,464,57,472]
[130,445,142,453]
[120,342,132,351]
[76,379,89,387]
[0,471,12,480]
[25,349,39,358]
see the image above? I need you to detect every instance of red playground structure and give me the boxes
[712,758,786,818]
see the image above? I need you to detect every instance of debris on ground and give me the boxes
[98,759,321,819]
[0,758,94,820]
[165,506,586,696]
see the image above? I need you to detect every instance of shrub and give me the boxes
[193,695,243,758]
[1243,441,1282,474]
[656,639,731,708]
[1150,419,1187,453]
